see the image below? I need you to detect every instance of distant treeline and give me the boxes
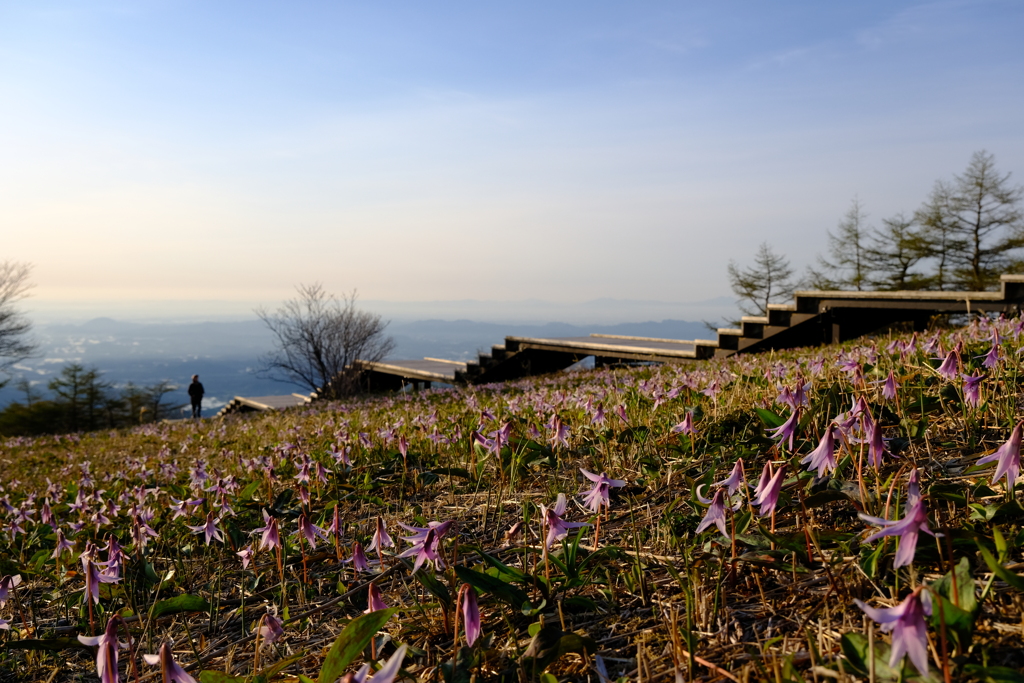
[0,363,178,436]
[729,150,1024,317]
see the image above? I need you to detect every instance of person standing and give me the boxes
[188,374,205,419]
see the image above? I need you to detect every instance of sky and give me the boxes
[2,1,1023,322]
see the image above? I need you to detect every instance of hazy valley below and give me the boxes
[0,315,713,412]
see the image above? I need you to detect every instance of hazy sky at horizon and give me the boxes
[3,1,1023,318]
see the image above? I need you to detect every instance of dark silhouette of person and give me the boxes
[188,374,205,418]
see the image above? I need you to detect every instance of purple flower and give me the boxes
[539,493,590,549]
[77,616,127,683]
[294,512,329,549]
[364,582,388,614]
[366,516,394,553]
[252,509,281,551]
[187,511,224,546]
[142,641,198,683]
[936,344,961,380]
[671,412,696,435]
[51,529,74,560]
[237,545,254,569]
[800,427,837,478]
[855,588,933,675]
[81,543,118,605]
[752,463,785,518]
[860,499,940,568]
[906,468,921,507]
[461,584,481,646]
[694,488,730,535]
[767,410,800,451]
[398,527,445,573]
[881,370,900,401]
[962,372,984,408]
[866,420,890,469]
[547,414,570,449]
[713,459,745,496]
[977,422,1022,489]
[979,331,1001,369]
[345,541,373,573]
[258,611,284,645]
[0,575,21,607]
[349,644,408,683]
[579,469,625,513]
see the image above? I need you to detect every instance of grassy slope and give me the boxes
[1,319,1023,681]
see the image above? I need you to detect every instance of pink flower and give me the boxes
[752,463,785,518]
[460,585,481,646]
[539,494,590,549]
[0,575,21,607]
[977,422,1022,489]
[258,612,284,645]
[800,427,837,478]
[366,516,394,553]
[252,509,281,551]
[767,410,800,451]
[142,641,197,683]
[187,510,224,546]
[881,370,900,401]
[860,499,940,568]
[345,541,373,573]
[671,412,696,435]
[579,469,626,513]
[694,488,731,535]
[348,644,408,683]
[855,588,932,675]
[713,459,745,496]
[364,583,389,614]
[77,616,127,683]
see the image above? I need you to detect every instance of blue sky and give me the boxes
[3,1,1023,319]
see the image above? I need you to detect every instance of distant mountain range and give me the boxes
[0,315,720,411]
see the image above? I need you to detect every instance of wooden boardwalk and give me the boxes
[220,275,1024,410]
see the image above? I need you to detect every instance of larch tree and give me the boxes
[727,242,795,317]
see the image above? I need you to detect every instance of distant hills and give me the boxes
[0,316,717,411]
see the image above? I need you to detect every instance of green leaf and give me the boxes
[931,557,978,615]
[754,407,786,428]
[929,594,975,651]
[840,632,899,681]
[803,489,848,509]
[199,672,246,683]
[298,677,317,683]
[455,566,530,609]
[151,594,212,619]
[962,664,1024,682]
[239,480,262,501]
[409,564,452,607]
[317,608,399,683]
[256,652,304,681]
[4,637,92,651]
[475,551,534,587]
[977,543,1024,592]
[928,484,966,506]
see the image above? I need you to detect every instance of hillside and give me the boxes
[1,319,1023,681]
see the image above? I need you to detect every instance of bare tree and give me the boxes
[727,243,795,317]
[256,284,395,398]
[0,261,36,372]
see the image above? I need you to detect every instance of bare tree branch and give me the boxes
[0,261,36,372]
[256,284,395,398]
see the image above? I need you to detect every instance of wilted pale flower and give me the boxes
[77,616,127,683]
[977,422,1022,490]
[142,641,197,683]
[855,588,933,675]
[579,469,625,513]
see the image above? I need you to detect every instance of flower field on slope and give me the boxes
[2,319,1024,682]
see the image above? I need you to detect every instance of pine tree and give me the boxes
[727,243,795,317]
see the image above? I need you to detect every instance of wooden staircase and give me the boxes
[349,274,1024,391]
